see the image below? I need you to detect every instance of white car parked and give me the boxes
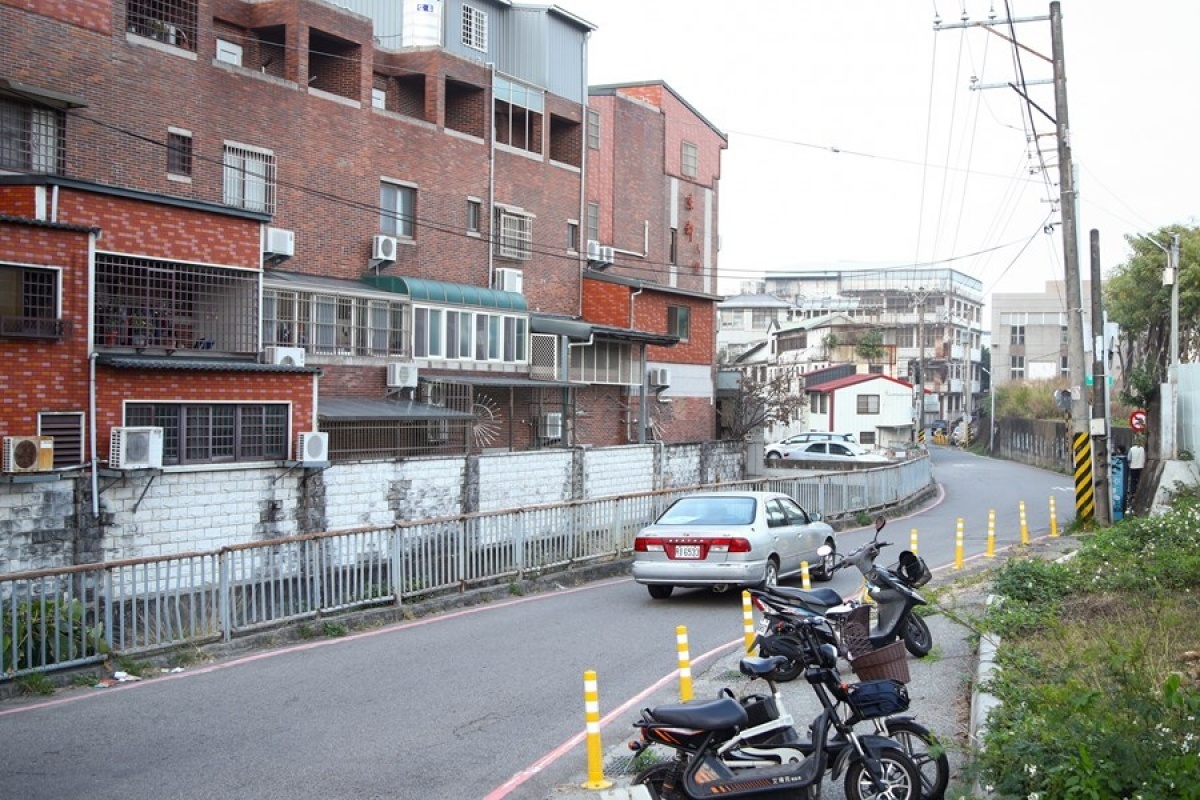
[764,432,857,464]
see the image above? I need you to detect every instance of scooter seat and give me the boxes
[768,586,844,609]
[645,697,749,730]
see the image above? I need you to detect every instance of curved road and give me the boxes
[0,447,1074,799]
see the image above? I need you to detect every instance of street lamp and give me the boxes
[1136,232,1181,460]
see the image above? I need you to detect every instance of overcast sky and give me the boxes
[565,0,1199,302]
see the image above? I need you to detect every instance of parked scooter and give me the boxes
[629,617,923,800]
[753,517,932,680]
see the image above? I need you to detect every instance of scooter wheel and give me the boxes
[844,745,922,800]
[633,763,687,800]
[901,614,933,658]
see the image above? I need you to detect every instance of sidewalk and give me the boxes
[547,535,1080,800]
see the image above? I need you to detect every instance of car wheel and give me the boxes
[765,452,781,466]
[759,558,780,589]
[810,539,837,582]
[647,584,674,600]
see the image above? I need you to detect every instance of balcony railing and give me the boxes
[0,316,71,340]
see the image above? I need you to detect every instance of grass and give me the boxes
[973,496,1200,798]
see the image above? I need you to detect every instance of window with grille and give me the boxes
[462,5,488,51]
[569,339,638,385]
[681,141,698,178]
[1010,325,1025,345]
[667,305,690,342]
[222,142,275,213]
[126,403,288,465]
[856,394,881,414]
[498,210,532,261]
[96,254,259,352]
[0,98,63,175]
[167,129,192,177]
[413,305,526,364]
[126,0,198,50]
[0,264,62,339]
[381,180,416,239]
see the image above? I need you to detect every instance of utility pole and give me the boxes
[1089,229,1111,525]
[909,287,928,445]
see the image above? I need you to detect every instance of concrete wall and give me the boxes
[1,440,745,573]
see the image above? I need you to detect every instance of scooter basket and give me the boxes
[849,640,910,684]
[845,679,910,719]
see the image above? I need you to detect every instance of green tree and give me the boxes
[854,329,885,364]
[1104,225,1199,417]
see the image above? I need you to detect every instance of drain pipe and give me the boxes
[89,351,99,518]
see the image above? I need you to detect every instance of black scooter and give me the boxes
[755,517,932,682]
[629,618,923,800]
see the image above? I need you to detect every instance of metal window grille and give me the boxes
[0,264,61,338]
[530,333,559,380]
[126,0,198,51]
[569,339,638,385]
[461,5,487,51]
[167,131,192,176]
[95,254,259,353]
[126,403,287,465]
[0,98,64,174]
[222,143,276,213]
[498,211,532,261]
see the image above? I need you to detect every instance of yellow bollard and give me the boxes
[742,591,756,654]
[1049,496,1059,537]
[581,670,612,790]
[676,625,693,702]
[1020,500,1029,545]
[801,560,811,591]
[954,518,964,569]
[986,509,996,558]
[910,528,918,556]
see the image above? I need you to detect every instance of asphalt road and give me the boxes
[0,446,1074,799]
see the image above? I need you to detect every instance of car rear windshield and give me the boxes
[657,496,757,525]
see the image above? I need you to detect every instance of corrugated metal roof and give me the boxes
[807,374,913,393]
[96,355,318,373]
[318,397,475,421]
[362,274,528,311]
[432,374,575,388]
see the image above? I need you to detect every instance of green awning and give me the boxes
[363,274,528,311]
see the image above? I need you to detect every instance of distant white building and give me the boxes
[804,372,915,449]
[717,292,793,362]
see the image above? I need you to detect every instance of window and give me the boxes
[126,403,288,465]
[0,98,63,174]
[462,5,488,51]
[566,220,579,252]
[371,88,386,109]
[166,129,192,177]
[1061,325,1069,344]
[412,305,527,364]
[1061,354,1069,375]
[669,228,678,265]
[466,198,481,234]
[570,339,638,384]
[493,75,543,154]
[586,203,600,244]
[587,109,600,149]
[751,310,776,330]
[681,141,698,178]
[126,0,198,50]
[856,394,881,414]
[381,180,416,239]
[809,393,829,414]
[0,264,61,339]
[497,209,532,261]
[667,305,690,342]
[1010,355,1025,380]
[1010,325,1025,345]
[222,142,275,213]
[263,289,408,357]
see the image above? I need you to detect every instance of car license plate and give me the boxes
[673,544,702,559]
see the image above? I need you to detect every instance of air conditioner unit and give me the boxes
[539,412,563,441]
[2,436,54,473]
[265,346,305,367]
[296,431,329,465]
[649,367,672,388]
[372,234,398,262]
[387,362,419,389]
[586,239,602,262]
[495,267,523,294]
[599,245,616,265]
[110,426,164,470]
[264,227,295,259]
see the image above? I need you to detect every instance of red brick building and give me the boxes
[0,0,726,483]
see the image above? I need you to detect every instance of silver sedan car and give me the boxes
[632,490,836,599]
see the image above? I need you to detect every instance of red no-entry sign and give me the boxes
[1130,409,1147,432]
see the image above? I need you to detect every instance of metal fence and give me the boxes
[1,457,931,680]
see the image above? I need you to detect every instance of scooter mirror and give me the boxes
[817,544,833,557]
[874,516,887,532]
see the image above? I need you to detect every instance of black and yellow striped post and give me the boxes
[1073,432,1095,522]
